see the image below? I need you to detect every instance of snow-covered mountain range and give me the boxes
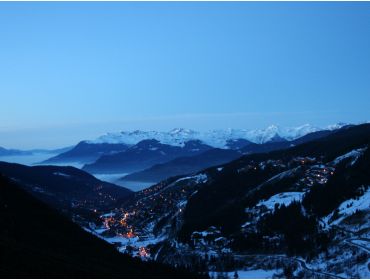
[87,123,348,148]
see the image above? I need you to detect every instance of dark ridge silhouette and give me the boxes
[122,148,242,183]
[83,139,213,174]
[0,162,133,214]
[0,175,202,278]
[42,141,130,164]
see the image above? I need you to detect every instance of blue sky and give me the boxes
[0,2,369,149]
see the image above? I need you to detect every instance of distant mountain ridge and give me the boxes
[121,148,242,183]
[41,123,352,166]
[119,127,349,183]
[42,141,129,164]
[0,146,72,157]
[87,123,349,148]
[41,123,352,177]
[82,139,213,174]
[0,146,32,156]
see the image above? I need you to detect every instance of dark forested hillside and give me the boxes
[0,162,133,215]
[180,123,370,239]
[0,175,200,278]
[303,146,370,217]
[121,148,242,183]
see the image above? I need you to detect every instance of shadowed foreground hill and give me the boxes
[0,175,200,278]
[0,162,133,214]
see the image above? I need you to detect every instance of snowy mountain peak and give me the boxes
[326,122,348,131]
[87,123,349,148]
[266,124,279,130]
[169,128,196,135]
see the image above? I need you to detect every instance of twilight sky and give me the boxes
[0,2,369,149]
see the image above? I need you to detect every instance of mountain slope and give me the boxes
[240,128,342,154]
[121,148,242,183]
[42,141,129,164]
[122,129,340,184]
[40,124,346,176]
[0,175,198,278]
[63,123,370,278]
[180,123,370,238]
[0,161,132,215]
[82,139,213,174]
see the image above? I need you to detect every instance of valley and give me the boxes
[1,123,369,278]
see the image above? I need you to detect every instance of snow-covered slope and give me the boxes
[323,186,370,227]
[87,123,347,148]
[257,192,304,211]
